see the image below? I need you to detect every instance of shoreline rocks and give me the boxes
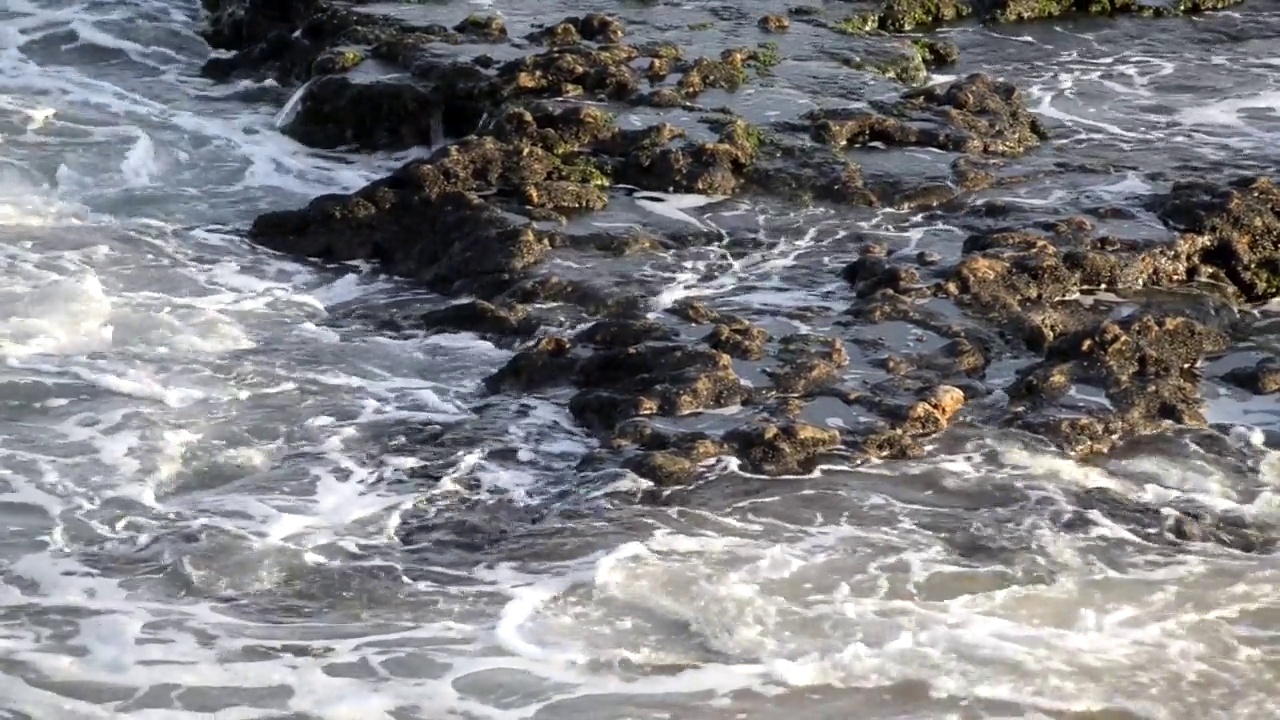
[197,0,1275,553]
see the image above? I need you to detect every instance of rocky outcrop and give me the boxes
[197,0,1276,555]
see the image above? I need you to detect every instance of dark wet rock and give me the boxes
[876,0,972,31]
[704,323,770,360]
[607,117,762,196]
[497,44,642,102]
[744,142,878,206]
[1223,360,1280,395]
[571,345,750,421]
[499,276,648,319]
[1064,486,1271,554]
[758,14,792,32]
[1046,314,1228,384]
[788,5,824,16]
[577,13,627,43]
[483,336,577,393]
[619,428,729,486]
[823,35,937,86]
[842,255,923,297]
[198,0,401,82]
[951,156,998,191]
[566,228,663,256]
[1012,414,1123,457]
[723,422,841,475]
[854,427,927,459]
[766,334,850,396]
[418,300,537,338]
[883,337,990,380]
[676,51,752,97]
[570,390,660,431]
[251,185,552,297]
[453,14,508,41]
[284,76,461,151]
[310,47,364,76]
[1148,176,1280,303]
[998,311,1227,455]
[623,451,698,486]
[806,73,1047,157]
[989,0,1243,24]
[666,298,737,326]
[527,21,582,47]
[1007,362,1075,404]
[575,319,676,349]
[914,38,959,68]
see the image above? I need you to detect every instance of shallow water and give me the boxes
[3,0,1280,718]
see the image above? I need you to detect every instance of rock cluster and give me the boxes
[198,0,1273,552]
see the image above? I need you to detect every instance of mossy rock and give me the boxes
[311,48,366,76]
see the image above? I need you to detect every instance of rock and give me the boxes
[898,385,966,436]
[624,451,698,486]
[559,344,752,433]
[620,429,729,486]
[1014,414,1122,457]
[577,13,626,43]
[483,336,577,393]
[855,428,926,459]
[528,21,581,46]
[1148,176,1280,303]
[419,300,537,337]
[1045,314,1228,384]
[284,77,449,151]
[766,334,849,396]
[667,299,715,325]
[758,14,792,32]
[453,14,508,41]
[197,0,419,82]
[724,422,841,475]
[1223,360,1280,395]
[1065,486,1270,554]
[807,73,1047,157]
[842,255,922,297]
[252,185,552,297]
[570,390,660,431]
[704,323,770,360]
[311,47,364,75]
[914,38,959,68]
[575,319,676,349]
[842,0,1240,33]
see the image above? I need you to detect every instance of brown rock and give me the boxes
[418,300,537,337]
[483,336,576,393]
[724,422,841,475]
[704,323,770,360]
[757,14,791,32]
